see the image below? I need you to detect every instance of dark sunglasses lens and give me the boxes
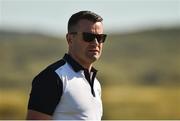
[96,35,107,43]
[83,33,95,42]
[82,32,107,43]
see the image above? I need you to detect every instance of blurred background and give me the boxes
[0,0,180,119]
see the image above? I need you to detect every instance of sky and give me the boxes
[0,0,180,37]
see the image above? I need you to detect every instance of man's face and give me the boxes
[68,19,104,66]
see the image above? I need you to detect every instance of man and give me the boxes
[26,10,107,120]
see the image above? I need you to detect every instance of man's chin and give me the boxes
[88,54,100,62]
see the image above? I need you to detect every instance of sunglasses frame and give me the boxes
[69,32,107,43]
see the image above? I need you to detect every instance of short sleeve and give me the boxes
[28,69,63,115]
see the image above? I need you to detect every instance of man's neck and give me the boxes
[68,53,92,72]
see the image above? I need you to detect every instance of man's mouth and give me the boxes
[88,49,99,53]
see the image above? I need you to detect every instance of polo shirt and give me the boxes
[28,54,103,120]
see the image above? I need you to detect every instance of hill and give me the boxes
[0,27,180,89]
[0,27,180,119]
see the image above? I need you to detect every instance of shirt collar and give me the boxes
[63,53,97,73]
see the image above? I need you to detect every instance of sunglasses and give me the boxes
[70,32,107,43]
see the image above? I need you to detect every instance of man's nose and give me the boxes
[91,38,99,45]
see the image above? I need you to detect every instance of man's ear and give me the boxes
[66,33,73,45]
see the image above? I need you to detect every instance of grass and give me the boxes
[0,89,28,119]
[102,85,180,119]
[0,85,180,119]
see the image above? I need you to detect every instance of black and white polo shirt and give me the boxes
[28,54,103,120]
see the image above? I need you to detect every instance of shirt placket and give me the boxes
[84,70,96,97]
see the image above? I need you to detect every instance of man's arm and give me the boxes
[26,109,52,120]
[27,69,63,120]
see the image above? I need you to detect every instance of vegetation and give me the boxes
[0,27,180,119]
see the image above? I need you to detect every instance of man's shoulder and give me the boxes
[28,59,65,116]
[46,58,66,72]
[33,58,66,82]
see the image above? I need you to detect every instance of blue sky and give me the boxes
[0,0,180,36]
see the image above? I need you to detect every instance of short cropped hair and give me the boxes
[67,11,103,33]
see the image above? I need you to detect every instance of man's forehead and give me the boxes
[76,19,103,31]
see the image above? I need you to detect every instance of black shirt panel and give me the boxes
[28,59,65,115]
